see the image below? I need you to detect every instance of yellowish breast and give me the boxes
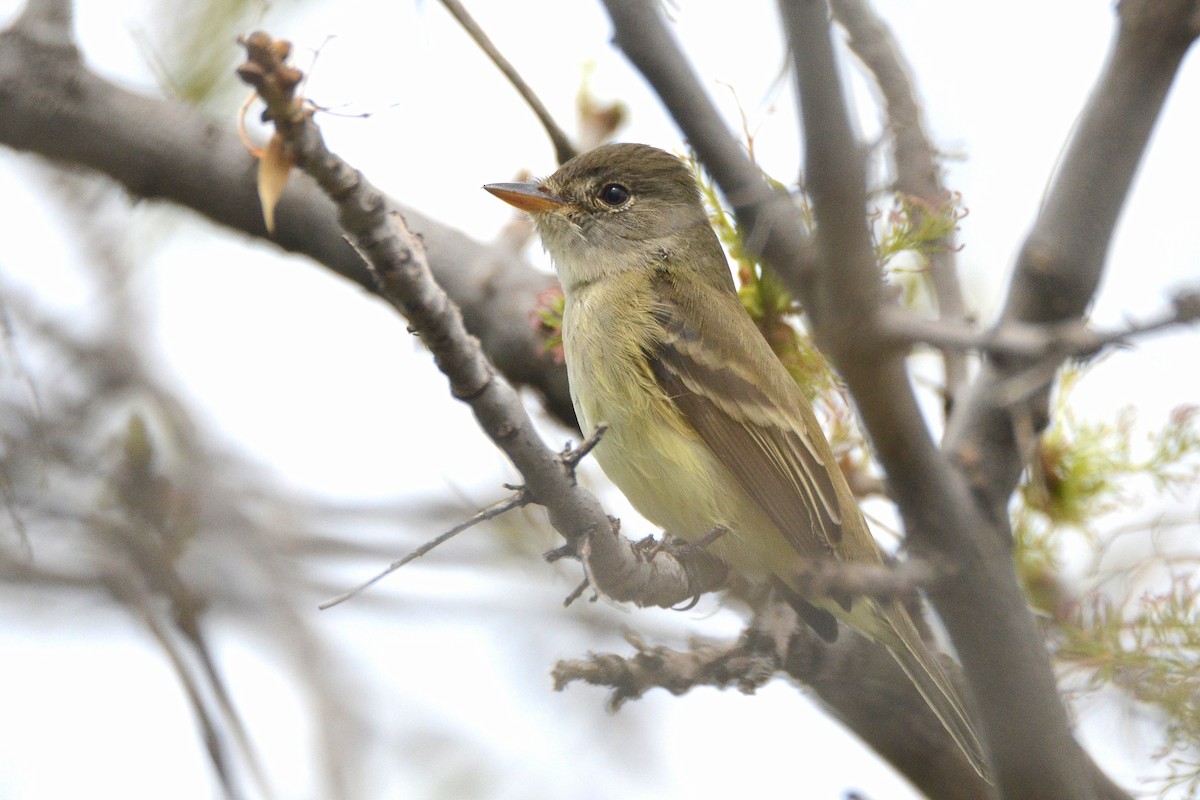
[561,274,791,577]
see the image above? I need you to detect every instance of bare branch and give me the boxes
[438,0,578,165]
[12,0,74,43]
[775,4,1142,798]
[319,490,531,610]
[555,599,997,800]
[552,629,780,707]
[946,0,1200,512]
[598,2,1037,794]
[237,27,603,520]
[831,0,970,410]
[771,0,964,543]
[579,528,731,609]
[779,1,882,332]
[883,284,1200,360]
[788,556,935,603]
[599,0,821,299]
[135,602,253,800]
[560,422,608,470]
[0,14,577,427]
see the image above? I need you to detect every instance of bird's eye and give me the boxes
[597,183,631,207]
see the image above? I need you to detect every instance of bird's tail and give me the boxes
[871,599,990,781]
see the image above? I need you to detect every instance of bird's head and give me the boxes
[486,143,717,291]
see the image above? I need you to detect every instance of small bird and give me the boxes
[485,143,986,776]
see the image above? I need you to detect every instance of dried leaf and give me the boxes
[257,132,292,234]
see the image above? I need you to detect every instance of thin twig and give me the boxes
[543,542,578,563]
[884,285,1200,359]
[438,0,577,165]
[562,576,591,607]
[319,491,529,609]
[561,422,608,470]
[115,580,257,800]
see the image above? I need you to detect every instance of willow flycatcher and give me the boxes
[486,143,986,777]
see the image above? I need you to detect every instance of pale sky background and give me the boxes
[0,1,1197,798]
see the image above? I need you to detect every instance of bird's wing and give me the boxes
[646,283,846,562]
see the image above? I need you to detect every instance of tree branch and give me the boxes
[882,285,1200,361]
[596,1,1018,794]
[320,490,533,610]
[831,0,970,411]
[0,9,577,427]
[575,527,731,610]
[781,2,882,333]
[556,599,996,800]
[598,0,821,300]
[945,0,1200,512]
[775,3,1144,797]
[437,0,578,165]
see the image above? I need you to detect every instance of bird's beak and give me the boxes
[484,181,568,214]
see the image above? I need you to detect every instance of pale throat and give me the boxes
[536,217,681,295]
